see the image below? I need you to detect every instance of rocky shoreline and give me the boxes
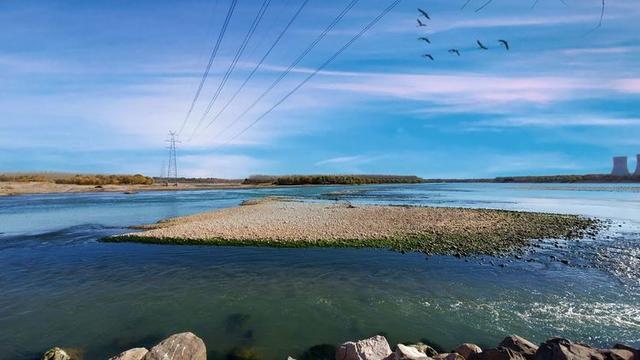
[41,332,639,360]
[106,197,601,257]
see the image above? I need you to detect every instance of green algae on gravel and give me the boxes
[104,205,600,257]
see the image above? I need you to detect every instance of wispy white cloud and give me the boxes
[314,72,598,107]
[432,14,599,33]
[561,47,637,56]
[315,155,380,166]
[469,116,640,129]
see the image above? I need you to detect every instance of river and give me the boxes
[0,183,638,359]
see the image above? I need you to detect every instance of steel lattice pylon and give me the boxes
[165,131,180,186]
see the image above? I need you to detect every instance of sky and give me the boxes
[1,0,639,178]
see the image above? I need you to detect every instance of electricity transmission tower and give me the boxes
[165,131,180,186]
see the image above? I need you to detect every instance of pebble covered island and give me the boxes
[108,197,600,256]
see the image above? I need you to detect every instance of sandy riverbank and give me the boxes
[108,197,599,255]
[0,181,269,196]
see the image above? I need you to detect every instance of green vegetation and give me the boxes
[422,174,640,183]
[54,174,153,185]
[492,174,640,183]
[153,177,243,184]
[0,172,154,185]
[244,173,640,185]
[0,174,50,182]
[243,174,423,185]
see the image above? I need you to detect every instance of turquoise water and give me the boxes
[0,183,638,359]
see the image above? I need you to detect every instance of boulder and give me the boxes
[391,344,430,360]
[336,335,393,360]
[409,344,438,358]
[435,353,464,360]
[499,336,538,360]
[612,345,637,353]
[109,348,148,360]
[143,332,206,360]
[42,348,70,360]
[480,348,526,360]
[613,345,638,360]
[534,338,603,360]
[454,344,482,360]
[599,349,634,360]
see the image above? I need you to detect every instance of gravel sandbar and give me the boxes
[108,197,599,255]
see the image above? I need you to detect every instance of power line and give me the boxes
[199,0,311,133]
[224,0,402,144]
[188,0,273,141]
[208,0,360,141]
[177,0,238,136]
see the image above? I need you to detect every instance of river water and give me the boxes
[0,183,638,359]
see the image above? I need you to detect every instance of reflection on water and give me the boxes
[0,183,638,359]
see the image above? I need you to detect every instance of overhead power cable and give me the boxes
[224,0,402,144]
[209,0,360,141]
[189,0,273,141]
[199,0,311,133]
[178,0,238,135]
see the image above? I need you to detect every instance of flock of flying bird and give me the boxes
[416,7,509,61]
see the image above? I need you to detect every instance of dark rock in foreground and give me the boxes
[43,332,638,360]
[454,344,483,360]
[499,335,539,360]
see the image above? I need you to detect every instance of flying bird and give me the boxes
[422,54,434,61]
[416,18,427,27]
[418,36,431,44]
[418,8,431,19]
[448,49,461,56]
[498,39,510,50]
[476,40,489,50]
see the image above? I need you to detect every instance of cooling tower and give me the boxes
[611,156,630,176]
[635,154,640,176]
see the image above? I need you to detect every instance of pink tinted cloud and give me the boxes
[614,79,640,93]
[316,73,597,106]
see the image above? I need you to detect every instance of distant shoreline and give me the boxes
[421,174,640,184]
[2,177,640,197]
[0,181,270,197]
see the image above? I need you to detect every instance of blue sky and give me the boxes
[1,0,639,178]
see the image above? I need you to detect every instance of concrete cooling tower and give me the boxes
[611,156,630,176]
